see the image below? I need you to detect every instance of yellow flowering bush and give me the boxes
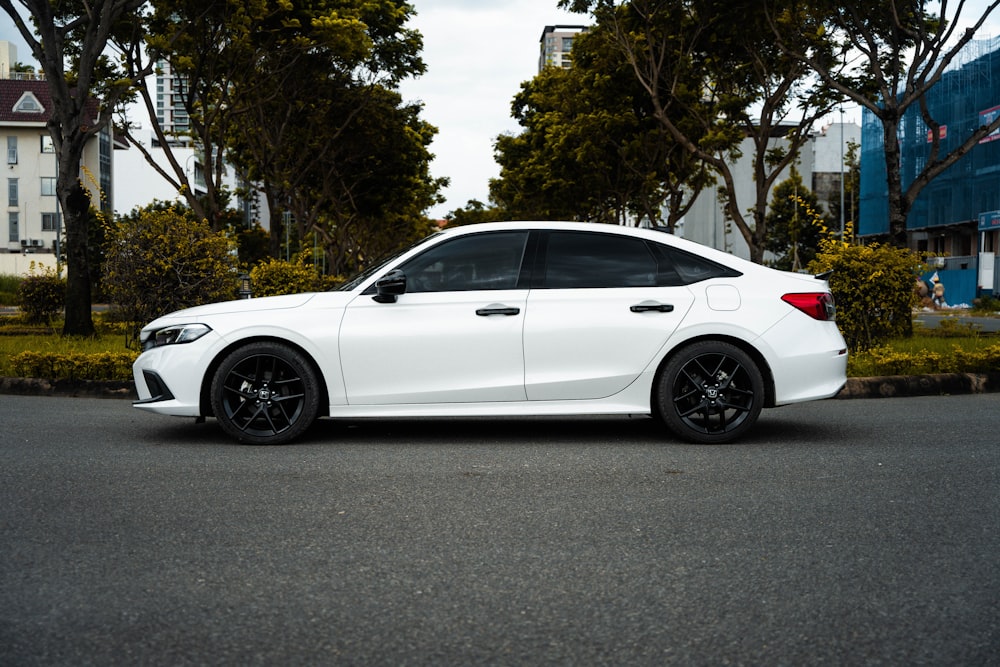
[249,254,342,296]
[11,350,136,382]
[102,207,239,348]
[809,224,923,352]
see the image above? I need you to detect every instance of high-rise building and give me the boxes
[538,25,587,72]
[153,60,192,147]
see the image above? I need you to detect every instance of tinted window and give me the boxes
[654,244,742,284]
[543,231,657,288]
[398,231,529,292]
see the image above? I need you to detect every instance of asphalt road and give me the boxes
[914,309,1000,333]
[1,395,998,666]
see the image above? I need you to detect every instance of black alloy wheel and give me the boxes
[210,341,320,445]
[658,341,764,444]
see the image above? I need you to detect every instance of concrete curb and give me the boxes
[2,373,999,401]
[0,376,137,399]
[835,372,1000,399]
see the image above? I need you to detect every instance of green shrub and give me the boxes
[971,294,1000,315]
[102,206,239,347]
[809,236,922,352]
[15,266,66,324]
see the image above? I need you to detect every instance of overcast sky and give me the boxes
[398,1,586,218]
[4,1,1000,219]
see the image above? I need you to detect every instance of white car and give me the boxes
[133,221,847,445]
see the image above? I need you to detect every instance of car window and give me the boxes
[651,243,743,284]
[397,231,529,293]
[542,231,658,288]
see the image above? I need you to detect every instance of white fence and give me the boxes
[0,253,59,277]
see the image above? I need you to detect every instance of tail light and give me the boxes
[782,292,836,321]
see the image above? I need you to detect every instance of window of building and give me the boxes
[14,93,42,113]
[7,136,16,165]
[42,212,59,232]
[7,178,17,206]
[8,212,18,243]
[40,177,57,196]
[40,135,54,153]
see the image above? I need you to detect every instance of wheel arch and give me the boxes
[652,335,776,410]
[199,336,331,417]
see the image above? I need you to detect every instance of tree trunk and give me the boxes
[61,181,94,337]
[881,116,909,248]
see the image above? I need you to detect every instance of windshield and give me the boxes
[336,231,443,292]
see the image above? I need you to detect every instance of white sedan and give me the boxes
[133,221,847,445]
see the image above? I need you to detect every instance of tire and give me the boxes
[656,341,764,444]
[210,341,321,445]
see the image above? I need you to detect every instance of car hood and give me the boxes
[148,292,329,325]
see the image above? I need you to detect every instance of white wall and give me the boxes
[0,252,58,276]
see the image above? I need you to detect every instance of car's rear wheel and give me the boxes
[210,342,320,445]
[657,341,764,444]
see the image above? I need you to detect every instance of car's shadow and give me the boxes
[138,410,853,448]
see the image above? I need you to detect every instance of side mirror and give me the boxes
[373,269,407,303]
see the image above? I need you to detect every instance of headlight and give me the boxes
[142,323,213,351]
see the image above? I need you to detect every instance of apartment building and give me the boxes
[1,41,112,257]
[538,25,587,71]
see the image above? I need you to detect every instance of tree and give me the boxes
[562,0,842,261]
[491,23,707,227]
[444,199,509,226]
[2,0,152,336]
[769,0,1000,247]
[228,71,443,275]
[764,166,829,271]
[827,139,861,240]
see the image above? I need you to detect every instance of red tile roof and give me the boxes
[0,78,100,125]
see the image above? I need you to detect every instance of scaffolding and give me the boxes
[859,36,1000,236]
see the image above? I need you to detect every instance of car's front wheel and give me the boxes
[657,341,764,444]
[210,341,320,445]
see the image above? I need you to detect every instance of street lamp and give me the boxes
[238,273,252,299]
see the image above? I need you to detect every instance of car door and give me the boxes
[339,230,530,405]
[523,230,696,401]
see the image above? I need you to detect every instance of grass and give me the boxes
[0,274,20,306]
[0,315,135,378]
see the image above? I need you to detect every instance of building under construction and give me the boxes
[860,36,1000,304]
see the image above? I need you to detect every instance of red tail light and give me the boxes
[782,292,836,321]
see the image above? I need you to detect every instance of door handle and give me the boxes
[476,305,521,316]
[630,301,674,313]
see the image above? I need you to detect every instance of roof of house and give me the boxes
[0,78,100,125]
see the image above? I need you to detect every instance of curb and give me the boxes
[1,373,999,401]
[835,372,1000,399]
[0,376,137,399]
